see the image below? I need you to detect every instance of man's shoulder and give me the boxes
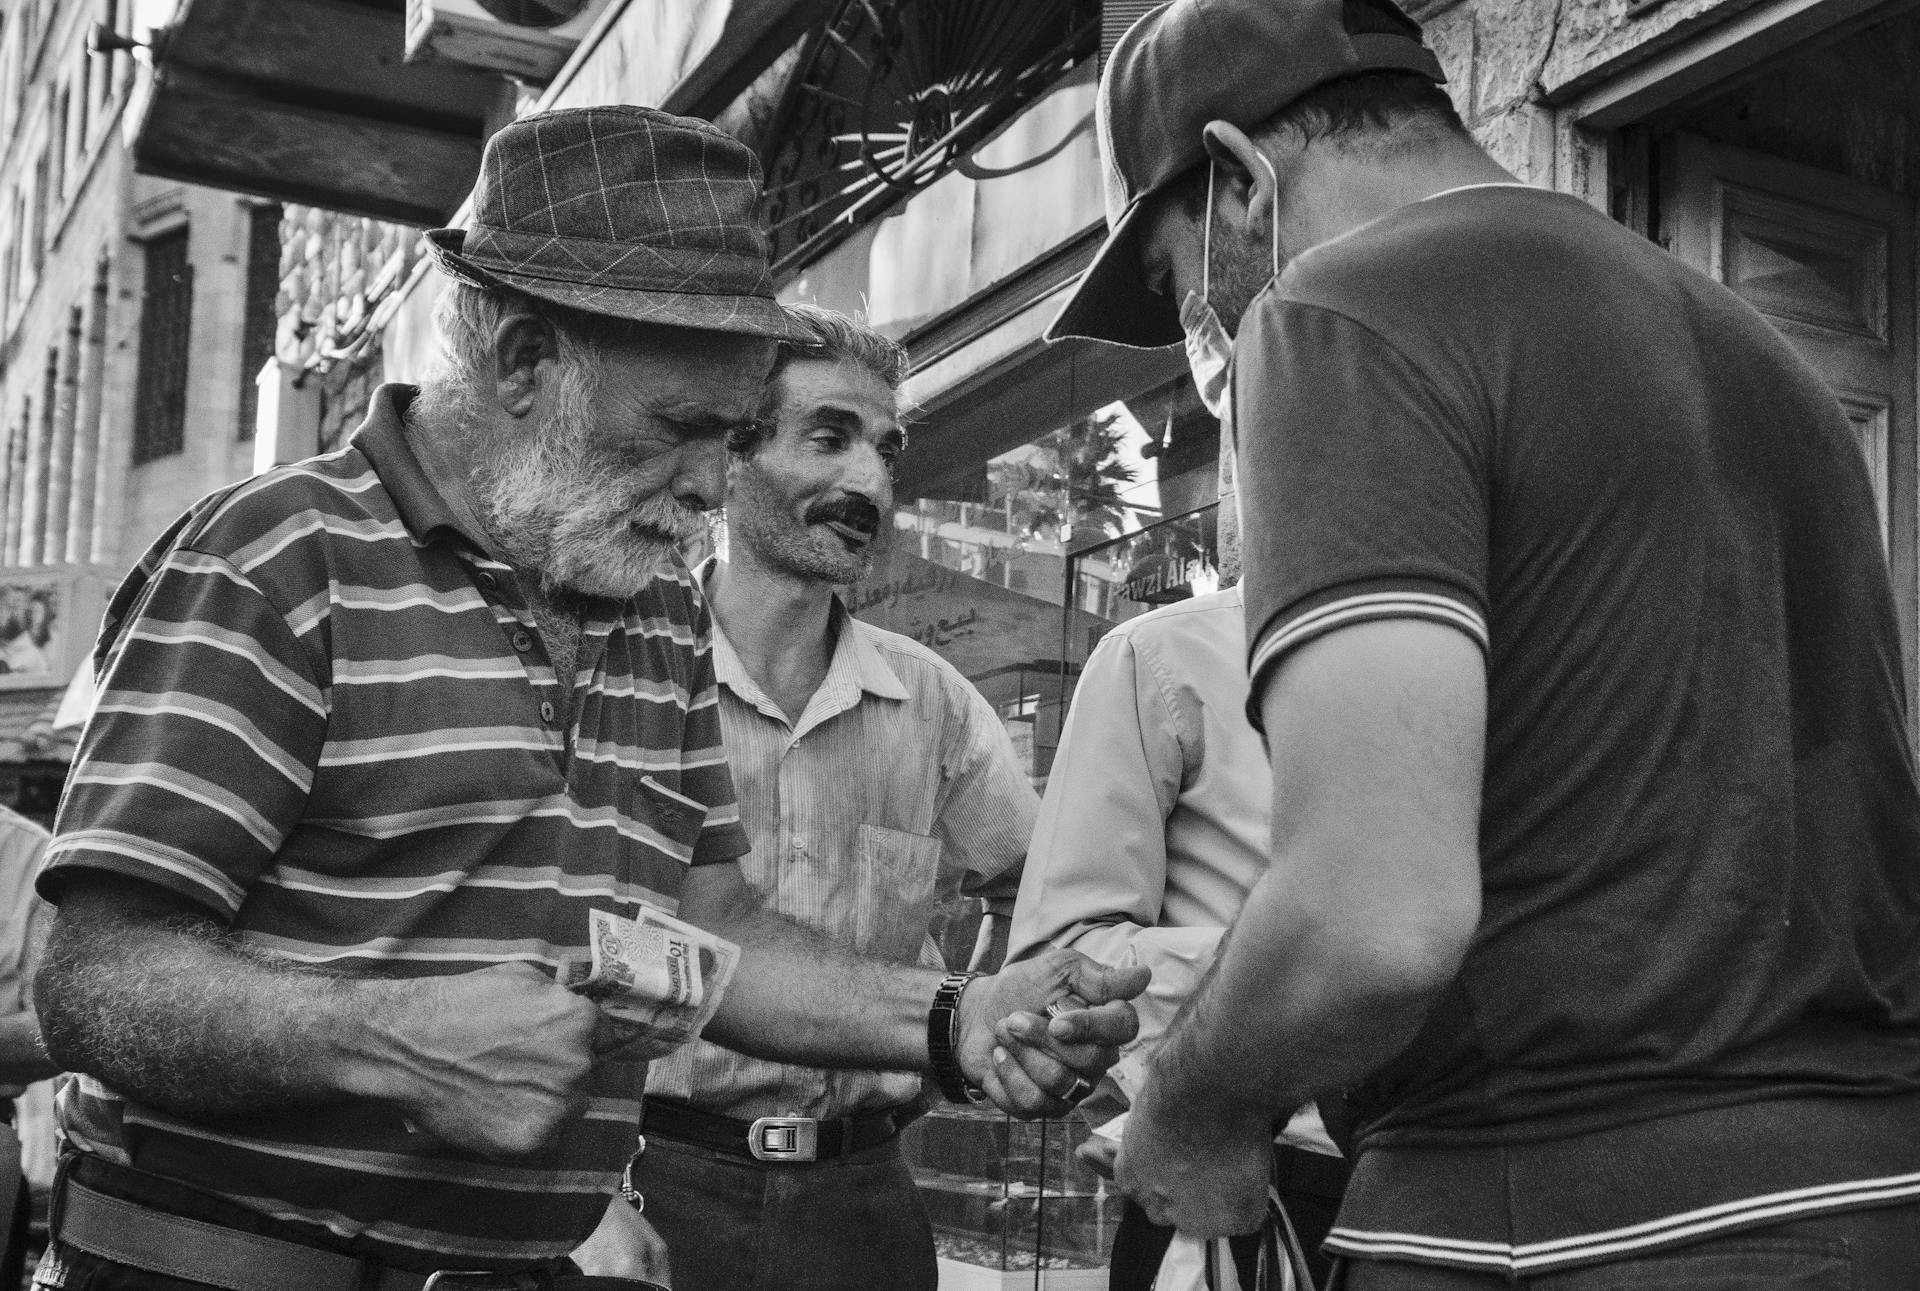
[848,616,964,679]
[845,617,984,711]
[165,443,398,563]
[1269,186,1612,327]
[1095,589,1245,663]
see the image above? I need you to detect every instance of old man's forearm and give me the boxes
[0,1012,59,1086]
[685,876,938,1071]
[36,874,410,1119]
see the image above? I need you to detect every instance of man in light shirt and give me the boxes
[1009,450,1347,1289]
[635,304,1039,1291]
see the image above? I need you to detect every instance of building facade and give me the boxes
[0,0,288,822]
[108,0,1920,1282]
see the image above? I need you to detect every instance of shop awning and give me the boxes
[125,0,834,228]
[127,0,507,225]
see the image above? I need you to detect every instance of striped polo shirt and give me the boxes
[39,384,748,1271]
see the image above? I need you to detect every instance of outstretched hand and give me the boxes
[955,949,1148,1118]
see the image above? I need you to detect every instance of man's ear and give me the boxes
[493,314,559,418]
[1201,120,1280,233]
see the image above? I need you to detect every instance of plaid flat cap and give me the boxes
[427,105,809,341]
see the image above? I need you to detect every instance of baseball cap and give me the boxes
[1047,0,1446,348]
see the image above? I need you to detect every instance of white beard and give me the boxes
[470,363,702,600]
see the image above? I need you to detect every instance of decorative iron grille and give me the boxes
[759,0,1098,281]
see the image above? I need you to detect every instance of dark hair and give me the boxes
[1261,69,1465,150]
[731,303,908,456]
[1173,70,1466,219]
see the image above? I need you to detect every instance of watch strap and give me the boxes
[928,971,985,1105]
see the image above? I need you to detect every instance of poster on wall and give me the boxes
[0,572,68,690]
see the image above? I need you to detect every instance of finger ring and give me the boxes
[1063,1075,1095,1105]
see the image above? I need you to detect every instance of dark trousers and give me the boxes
[1333,1203,1920,1291]
[632,1133,937,1291]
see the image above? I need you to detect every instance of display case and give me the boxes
[903,1102,1118,1289]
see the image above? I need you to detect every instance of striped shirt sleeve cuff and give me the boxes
[39,830,249,918]
[1248,588,1489,725]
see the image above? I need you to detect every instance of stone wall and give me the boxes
[1411,0,1791,208]
[275,206,429,447]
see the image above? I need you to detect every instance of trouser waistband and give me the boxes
[639,1098,922,1163]
[50,1154,660,1291]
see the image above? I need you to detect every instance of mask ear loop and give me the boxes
[1201,159,1216,307]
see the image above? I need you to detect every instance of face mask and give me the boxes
[1178,156,1282,429]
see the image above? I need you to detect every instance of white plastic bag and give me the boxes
[1148,1182,1315,1291]
[1153,1234,1247,1291]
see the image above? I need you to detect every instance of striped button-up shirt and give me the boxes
[39,385,747,1270]
[646,565,1034,1119]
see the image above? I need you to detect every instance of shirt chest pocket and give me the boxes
[634,775,706,868]
[852,823,942,965]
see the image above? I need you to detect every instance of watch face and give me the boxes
[476,0,585,28]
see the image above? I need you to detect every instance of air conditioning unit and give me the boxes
[405,0,604,82]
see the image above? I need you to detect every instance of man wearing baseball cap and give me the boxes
[1054,1,1920,1286]
[29,106,1143,1291]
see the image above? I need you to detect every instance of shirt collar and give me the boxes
[698,559,911,715]
[1421,181,1540,203]
[350,384,491,553]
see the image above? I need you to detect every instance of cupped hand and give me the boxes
[364,962,602,1159]
[957,949,1148,1118]
[1115,1076,1271,1237]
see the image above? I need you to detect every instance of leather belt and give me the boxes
[640,1098,921,1164]
[56,1177,657,1291]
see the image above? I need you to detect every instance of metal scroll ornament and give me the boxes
[759,0,1098,281]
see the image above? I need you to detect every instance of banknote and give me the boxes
[559,906,741,1059]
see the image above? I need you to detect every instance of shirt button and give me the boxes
[540,701,556,723]
[477,572,497,589]
[791,835,807,852]
[512,630,534,652]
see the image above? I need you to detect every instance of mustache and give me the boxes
[804,495,882,532]
[629,493,704,538]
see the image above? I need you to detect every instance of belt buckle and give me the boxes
[748,1116,819,1163]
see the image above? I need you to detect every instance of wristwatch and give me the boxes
[927,971,987,1105]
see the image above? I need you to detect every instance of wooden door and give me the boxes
[1660,134,1919,709]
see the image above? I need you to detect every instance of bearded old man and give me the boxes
[29,106,1141,1291]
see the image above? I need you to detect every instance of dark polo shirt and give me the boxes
[1237,187,1920,1272]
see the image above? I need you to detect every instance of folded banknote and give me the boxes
[559,906,741,1059]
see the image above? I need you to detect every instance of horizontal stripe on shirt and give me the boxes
[1328,1091,1920,1275]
